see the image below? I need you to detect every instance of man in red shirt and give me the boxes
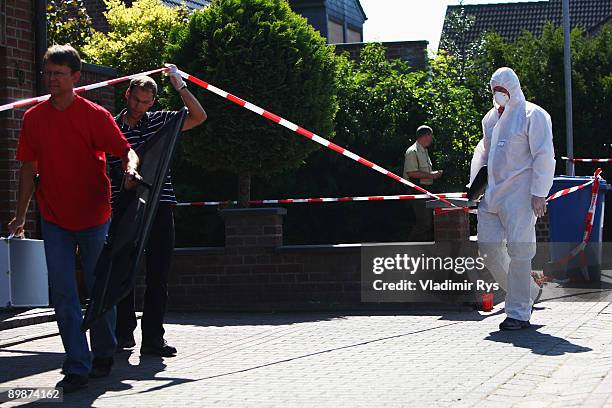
[8,45,139,393]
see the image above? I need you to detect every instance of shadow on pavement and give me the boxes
[164,311,347,327]
[0,349,64,384]
[162,307,479,328]
[437,308,506,322]
[484,325,593,355]
[4,350,194,407]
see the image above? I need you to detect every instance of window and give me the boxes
[328,19,344,43]
[347,28,362,43]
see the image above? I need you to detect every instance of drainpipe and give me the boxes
[562,0,574,176]
[34,0,47,95]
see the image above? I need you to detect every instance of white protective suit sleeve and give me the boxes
[527,108,556,197]
[469,139,486,186]
[469,110,495,186]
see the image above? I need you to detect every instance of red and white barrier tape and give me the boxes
[550,168,603,280]
[176,69,459,209]
[435,168,605,215]
[176,170,601,212]
[562,157,612,163]
[545,177,596,202]
[433,207,478,215]
[175,192,467,207]
[0,67,168,113]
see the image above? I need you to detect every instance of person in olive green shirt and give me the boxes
[403,125,443,241]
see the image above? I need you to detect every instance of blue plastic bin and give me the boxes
[548,176,608,242]
[547,175,609,282]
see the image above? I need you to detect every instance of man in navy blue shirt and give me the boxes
[109,64,206,357]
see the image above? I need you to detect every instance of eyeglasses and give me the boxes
[40,70,72,78]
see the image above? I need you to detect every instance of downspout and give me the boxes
[34,0,47,95]
[343,1,347,43]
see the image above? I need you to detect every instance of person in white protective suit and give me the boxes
[470,67,556,330]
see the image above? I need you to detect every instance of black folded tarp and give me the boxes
[81,108,186,331]
[467,165,488,201]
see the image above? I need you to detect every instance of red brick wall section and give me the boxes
[156,246,362,311]
[433,211,471,242]
[83,0,110,33]
[0,0,37,237]
[133,208,365,311]
[536,214,550,242]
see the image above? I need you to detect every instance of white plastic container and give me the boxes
[0,238,49,308]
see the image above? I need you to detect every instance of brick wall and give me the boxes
[83,0,110,33]
[134,206,472,311]
[433,210,471,242]
[0,0,37,237]
[334,41,429,71]
[536,214,550,242]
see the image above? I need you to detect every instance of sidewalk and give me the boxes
[0,308,55,331]
[2,296,612,407]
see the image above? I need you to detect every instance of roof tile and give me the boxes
[443,0,611,44]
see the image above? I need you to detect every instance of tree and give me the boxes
[439,1,478,85]
[438,0,495,115]
[322,44,481,195]
[47,0,94,50]
[82,0,188,75]
[469,24,612,173]
[164,0,340,206]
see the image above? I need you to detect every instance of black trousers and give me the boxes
[116,204,175,343]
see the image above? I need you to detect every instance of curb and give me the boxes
[0,308,56,331]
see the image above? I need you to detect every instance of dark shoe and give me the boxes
[89,357,114,378]
[56,374,88,393]
[141,339,177,357]
[117,335,136,349]
[533,287,543,306]
[499,317,530,331]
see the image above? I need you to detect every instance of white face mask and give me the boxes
[493,91,510,107]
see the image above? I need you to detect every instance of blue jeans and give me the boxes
[41,218,116,376]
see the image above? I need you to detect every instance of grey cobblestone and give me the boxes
[0,299,611,407]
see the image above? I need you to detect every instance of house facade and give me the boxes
[287,0,366,44]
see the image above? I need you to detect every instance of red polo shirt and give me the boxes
[16,95,131,231]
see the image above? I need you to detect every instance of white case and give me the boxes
[0,238,49,308]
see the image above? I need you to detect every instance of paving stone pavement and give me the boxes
[1,300,612,407]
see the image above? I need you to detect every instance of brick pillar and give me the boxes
[220,208,286,248]
[433,211,470,241]
[535,214,550,242]
[0,0,37,237]
[426,199,472,242]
